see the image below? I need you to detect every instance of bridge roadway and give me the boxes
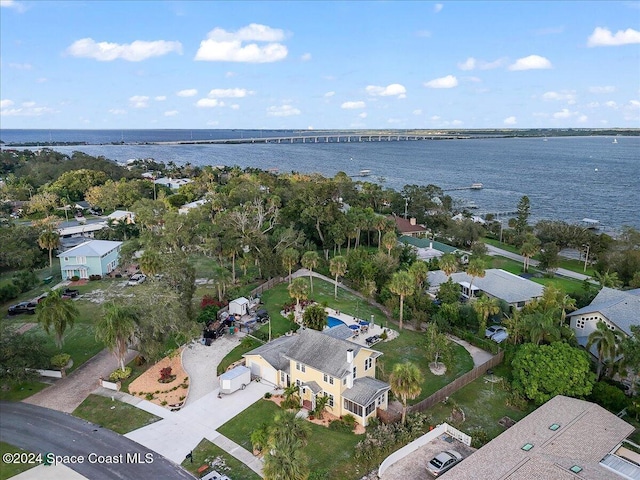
[152,134,470,145]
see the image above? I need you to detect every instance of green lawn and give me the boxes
[0,380,49,402]
[180,439,260,480]
[376,330,474,402]
[218,399,363,480]
[0,442,37,480]
[72,394,161,434]
[217,337,264,376]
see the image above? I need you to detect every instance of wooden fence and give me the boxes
[408,350,504,414]
[249,276,285,297]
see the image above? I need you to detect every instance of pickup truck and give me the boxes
[8,301,37,316]
[61,288,80,299]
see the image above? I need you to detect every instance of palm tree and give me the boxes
[212,266,233,302]
[329,255,347,299]
[466,258,486,299]
[593,270,622,289]
[519,235,540,272]
[409,260,429,292]
[374,215,389,249]
[269,409,311,447]
[439,253,457,279]
[559,294,577,326]
[37,289,79,348]
[473,295,500,336]
[389,362,423,424]
[263,444,309,480]
[382,231,397,256]
[301,251,320,293]
[95,302,137,371]
[524,312,561,345]
[38,229,60,271]
[281,248,299,284]
[288,277,309,319]
[139,250,162,276]
[388,270,415,330]
[587,321,619,379]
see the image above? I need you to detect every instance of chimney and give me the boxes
[429,241,433,249]
[347,348,354,364]
[410,217,416,226]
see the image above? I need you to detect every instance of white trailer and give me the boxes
[219,365,251,395]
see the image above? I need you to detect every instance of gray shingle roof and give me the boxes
[428,268,544,304]
[57,239,122,257]
[568,287,640,336]
[302,381,322,394]
[323,324,355,340]
[440,395,634,480]
[342,376,390,407]
[243,335,296,372]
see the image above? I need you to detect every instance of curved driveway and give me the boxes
[0,402,194,480]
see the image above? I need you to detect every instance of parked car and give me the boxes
[127,273,146,286]
[485,325,509,343]
[8,301,37,316]
[427,450,462,477]
[61,288,80,299]
[255,309,270,323]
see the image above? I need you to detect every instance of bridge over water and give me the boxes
[153,134,468,145]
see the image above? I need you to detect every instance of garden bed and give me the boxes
[128,349,189,409]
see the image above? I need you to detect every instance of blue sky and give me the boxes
[1,0,639,129]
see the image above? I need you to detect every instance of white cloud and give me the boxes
[424,75,458,88]
[195,23,288,63]
[458,57,476,71]
[324,91,335,98]
[431,115,441,121]
[164,110,178,116]
[108,109,127,115]
[66,38,183,62]
[225,71,236,78]
[341,101,366,109]
[8,62,31,70]
[0,0,26,12]
[508,55,552,71]
[207,88,253,98]
[451,120,463,126]
[196,98,224,108]
[155,96,166,101]
[267,105,301,117]
[206,120,220,126]
[0,99,14,108]
[129,95,149,108]
[466,76,482,83]
[605,101,618,108]
[629,100,640,109]
[359,112,368,118]
[541,90,576,103]
[230,104,240,110]
[22,101,35,107]
[504,116,517,125]
[434,3,443,13]
[553,108,573,119]
[413,109,422,115]
[1,101,54,116]
[365,83,407,98]
[586,102,600,108]
[177,89,198,97]
[301,53,312,61]
[416,30,432,38]
[588,86,616,94]
[387,118,401,124]
[457,57,504,71]
[578,115,588,123]
[587,27,640,47]
[36,77,47,83]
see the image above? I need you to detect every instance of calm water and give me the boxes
[1,131,638,230]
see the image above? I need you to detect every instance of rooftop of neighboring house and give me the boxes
[57,239,123,257]
[568,287,640,336]
[387,214,427,234]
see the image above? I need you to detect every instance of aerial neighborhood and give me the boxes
[1,147,640,480]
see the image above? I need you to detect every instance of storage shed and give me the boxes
[228,297,250,316]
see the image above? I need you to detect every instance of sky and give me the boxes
[1,0,639,130]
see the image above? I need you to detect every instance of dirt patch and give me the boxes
[128,350,189,410]
[16,323,37,334]
[429,362,447,376]
[69,279,89,286]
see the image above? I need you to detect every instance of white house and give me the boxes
[178,199,208,215]
[154,177,193,190]
[567,287,640,352]
[107,210,135,224]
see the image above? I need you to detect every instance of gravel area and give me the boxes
[380,435,476,480]
[181,334,247,406]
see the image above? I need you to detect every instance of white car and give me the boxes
[127,273,146,286]
[485,325,509,343]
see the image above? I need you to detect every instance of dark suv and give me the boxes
[8,301,37,315]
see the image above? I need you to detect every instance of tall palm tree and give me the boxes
[388,270,415,330]
[439,253,457,279]
[37,289,79,348]
[139,249,162,276]
[389,361,423,424]
[212,266,233,302]
[329,255,347,299]
[38,229,60,271]
[382,231,397,256]
[409,260,429,292]
[288,278,309,319]
[95,302,137,371]
[301,251,320,293]
[281,248,299,284]
[262,443,309,480]
[473,295,500,336]
[593,270,622,289]
[519,235,540,272]
[559,294,577,326]
[466,258,486,299]
[587,321,619,379]
[374,215,389,249]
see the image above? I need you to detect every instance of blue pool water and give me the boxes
[327,316,346,328]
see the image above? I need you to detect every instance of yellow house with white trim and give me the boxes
[244,327,390,426]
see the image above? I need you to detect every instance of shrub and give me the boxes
[134,355,146,366]
[201,295,225,309]
[145,393,154,400]
[329,416,356,433]
[161,400,168,406]
[469,427,491,448]
[158,367,175,383]
[589,381,630,413]
[380,330,388,341]
[89,274,102,281]
[264,392,272,399]
[108,367,132,382]
[70,275,80,282]
[0,283,20,303]
[12,270,38,293]
[50,353,71,369]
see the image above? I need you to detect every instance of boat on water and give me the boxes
[359,169,371,177]
[613,138,618,144]
[582,218,601,230]
[470,183,483,190]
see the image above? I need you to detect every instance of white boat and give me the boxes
[470,183,483,190]
[359,169,371,177]
[582,218,601,230]
[613,138,618,144]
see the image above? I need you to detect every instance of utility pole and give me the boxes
[583,244,590,272]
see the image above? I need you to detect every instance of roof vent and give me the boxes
[570,465,583,473]
[549,423,560,431]
[521,443,534,451]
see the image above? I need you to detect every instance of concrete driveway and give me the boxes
[125,380,273,464]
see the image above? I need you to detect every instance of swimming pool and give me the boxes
[327,316,347,328]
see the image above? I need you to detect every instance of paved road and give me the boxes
[23,348,137,413]
[0,402,194,480]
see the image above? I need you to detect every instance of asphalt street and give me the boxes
[0,402,195,480]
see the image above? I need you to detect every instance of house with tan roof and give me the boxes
[440,395,637,480]
[243,328,389,426]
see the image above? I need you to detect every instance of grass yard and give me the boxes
[0,380,49,401]
[376,330,474,402]
[425,363,535,440]
[72,394,161,434]
[218,399,363,480]
[180,439,260,480]
[217,337,263,376]
[0,442,37,480]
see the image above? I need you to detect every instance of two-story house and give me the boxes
[58,240,123,279]
[244,328,390,426]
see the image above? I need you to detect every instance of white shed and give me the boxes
[229,297,250,316]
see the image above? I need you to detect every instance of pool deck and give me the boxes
[324,307,398,347]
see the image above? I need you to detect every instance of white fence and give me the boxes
[377,423,472,477]
[33,369,63,379]
[99,378,121,391]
